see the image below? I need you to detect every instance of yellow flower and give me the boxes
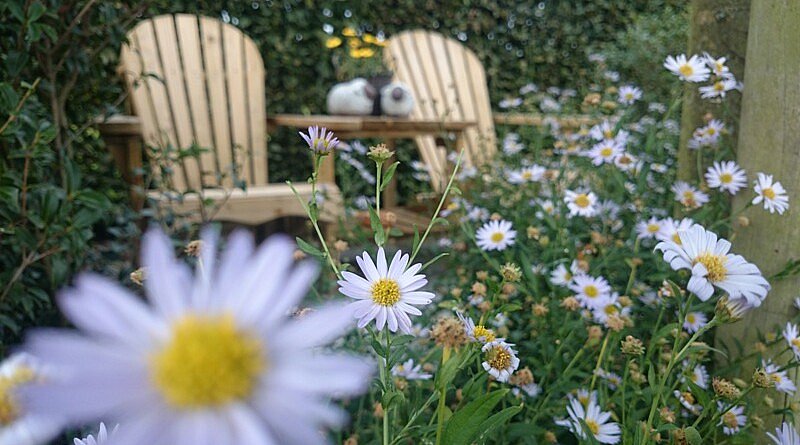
[350,47,375,59]
[362,33,386,47]
[348,38,361,49]
[342,27,357,37]
[325,36,342,49]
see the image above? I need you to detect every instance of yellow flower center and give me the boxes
[0,366,36,426]
[714,81,725,92]
[487,346,511,371]
[150,315,265,409]
[792,338,800,349]
[672,233,682,245]
[694,253,727,283]
[473,325,496,343]
[522,171,532,180]
[578,394,590,406]
[686,313,696,324]
[491,232,505,243]
[603,130,613,139]
[771,373,782,383]
[682,391,696,404]
[604,304,618,315]
[722,411,739,428]
[720,173,733,184]
[584,285,599,298]
[679,64,694,77]
[585,419,600,435]
[647,224,660,233]
[625,93,634,100]
[600,147,613,157]
[763,187,776,200]
[574,194,591,208]
[372,278,401,306]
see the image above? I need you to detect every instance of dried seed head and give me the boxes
[501,263,522,282]
[621,335,645,355]
[712,377,741,399]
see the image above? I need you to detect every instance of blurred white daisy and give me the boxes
[587,140,624,165]
[340,247,434,334]
[795,297,800,310]
[681,362,709,389]
[675,390,703,415]
[508,165,546,184]
[22,229,373,445]
[74,422,118,445]
[502,133,524,155]
[589,120,617,141]
[718,402,746,435]
[671,181,709,209]
[481,340,520,383]
[556,396,621,444]
[783,323,800,360]
[594,369,623,390]
[700,78,738,99]
[682,311,708,334]
[636,217,663,240]
[617,85,642,105]
[550,261,581,287]
[591,294,630,326]
[753,172,789,215]
[0,353,61,445]
[391,359,431,381]
[705,161,747,194]
[655,224,770,304]
[569,274,612,308]
[456,312,497,343]
[475,220,517,251]
[704,54,730,77]
[565,190,598,217]
[768,422,800,445]
[763,360,796,395]
[499,97,523,109]
[519,83,538,94]
[512,382,541,398]
[664,54,710,82]
[656,217,694,244]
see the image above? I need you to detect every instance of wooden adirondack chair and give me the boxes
[103,14,341,226]
[383,29,595,191]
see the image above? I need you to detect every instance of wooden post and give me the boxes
[715,0,800,429]
[677,0,750,183]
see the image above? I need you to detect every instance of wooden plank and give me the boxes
[411,30,451,120]
[153,15,201,191]
[223,23,250,186]
[444,36,481,165]
[244,38,267,185]
[493,112,597,128]
[427,32,464,121]
[267,115,476,132]
[464,50,496,162]
[200,16,233,188]
[175,14,216,188]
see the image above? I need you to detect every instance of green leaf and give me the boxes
[368,207,385,246]
[380,161,399,191]
[27,1,46,22]
[685,426,702,445]
[476,405,522,441]
[421,252,449,270]
[441,389,509,445]
[295,237,325,259]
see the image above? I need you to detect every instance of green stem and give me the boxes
[590,333,612,391]
[435,346,452,445]
[376,161,383,215]
[382,328,392,445]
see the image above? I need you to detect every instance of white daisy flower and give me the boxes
[20,229,373,445]
[768,422,800,445]
[763,360,796,395]
[508,165,546,184]
[481,340,520,383]
[674,390,703,415]
[0,353,62,445]
[340,247,434,334]
[74,422,118,445]
[671,181,710,209]
[519,83,538,94]
[752,172,790,215]
[511,382,541,398]
[704,54,730,77]
[589,120,617,141]
[456,312,497,343]
[391,359,431,381]
[618,85,642,105]
[475,220,517,251]
[502,132,525,155]
[614,152,641,173]
[664,54,711,82]
[564,190,598,217]
[591,294,630,326]
[636,217,663,240]
[700,78,738,99]
[681,362,710,389]
[783,323,800,361]
[704,119,726,139]
[550,262,581,287]
[705,161,747,194]
[683,311,708,334]
[569,274,612,308]
[556,396,621,444]
[594,369,623,390]
[718,402,746,435]
[587,140,624,165]
[499,97,523,109]
[794,297,800,311]
[656,217,694,245]
[655,224,770,304]
[537,199,556,217]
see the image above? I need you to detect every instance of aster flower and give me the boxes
[674,390,703,415]
[655,224,770,304]
[656,217,694,245]
[594,369,623,390]
[74,423,118,445]
[752,172,790,215]
[475,220,517,251]
[784,323,800,361]
[636,217,663,240]
[682,311,708,334]
[0,353,62,445]
[589,120,617,141]
[391,359,432,381]
[700,78,738,99]
[339,247,434,334]
[569,274,612,308]
[681,362,709,389]
[763,360,796,394]
[502,133,524,155]
[456,312,497,343]
[591,294,630,326]
[671,181,709,209]
[705,161,747,194]
[587,140,624,165]
[299,126,339,154]
[704,54,731,77]
[507,165,546,184]
[550,261,581,287]
[564,190,598,217]
[768,422,800,445]
[664,54,711,82]
[556,397,621,444]
[481,340,520,383]
[617,85,642,105]
[498,97,523,109]
[718,402,746,435]
[22,229,373,445]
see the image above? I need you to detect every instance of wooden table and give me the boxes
[268,114,476,208]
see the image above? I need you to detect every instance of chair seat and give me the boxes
[150,182,342,226]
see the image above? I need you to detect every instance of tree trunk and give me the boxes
[677,0,750,183]
[715,0,800,433]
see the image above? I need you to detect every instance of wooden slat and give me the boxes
[223,24,250,186]
[244,38,267,185]
[493,112,597,128]
[267,115,475,132]
[444,37,482,165]
[199,17,233,188]
[464,50,496,161]
[411,31,450,120]
[174,14,216,188]
[153,15,201,190]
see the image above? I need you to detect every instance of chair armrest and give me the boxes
[96,114,145,209]
[96,114,142,137]
[493,112,597,128]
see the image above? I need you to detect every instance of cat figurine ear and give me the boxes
[326,78,375,115]
[380,82,414,117]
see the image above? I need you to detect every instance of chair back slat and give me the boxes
[120,14,268,191]
[385,30,497,190]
